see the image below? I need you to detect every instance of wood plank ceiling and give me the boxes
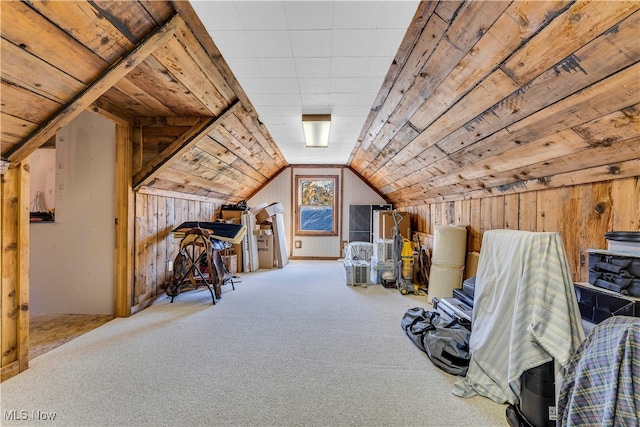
[1,1,639,207]
[350,1,640,207]
[1,0,287,204]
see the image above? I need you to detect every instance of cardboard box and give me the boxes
[255,202,284,223]
[230,244,243,273]
[222,253,237,275]
[256,229,275,269]
[221,209,244,222]
[221,210,260,272]
[465,251,480,279]
[220,209,243,271]
[373,211,410,241]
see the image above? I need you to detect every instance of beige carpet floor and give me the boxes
[1,260,507,426]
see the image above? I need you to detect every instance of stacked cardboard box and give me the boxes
[255,202,284,223]
[373,211,410,241]
[256,224,275,269]
[254,202,288,269]
[221,253,238,275]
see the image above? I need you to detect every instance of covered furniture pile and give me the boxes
[452,230,585,421]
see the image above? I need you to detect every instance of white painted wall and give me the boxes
[29,111,115,315]
[248,166,386,258]
[249,167,293,239]
[29,149,56,212]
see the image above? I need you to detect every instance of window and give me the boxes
[295,175,339,236]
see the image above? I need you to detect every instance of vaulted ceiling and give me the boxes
[190,0,420,165]
[1,1,639,207]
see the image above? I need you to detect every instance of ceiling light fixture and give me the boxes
[302,114,331,148]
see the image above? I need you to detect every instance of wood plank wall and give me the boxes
[405,177,639,283]
[133,193,219,309]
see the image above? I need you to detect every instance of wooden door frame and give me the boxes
[1,161,31,381]
[114,123,135,317]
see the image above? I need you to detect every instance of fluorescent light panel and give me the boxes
[302,114,331,147]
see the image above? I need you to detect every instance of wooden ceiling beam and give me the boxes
[5,13,186,165]
[133,100,241,189]
[137,184,230,204]
[90,98,134,126]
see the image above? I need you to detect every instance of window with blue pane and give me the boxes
[295,175,338,236]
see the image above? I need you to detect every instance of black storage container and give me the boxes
[574,283,640,324]
[518,361,556,427]
[588,249,640,296]
[605,231,640,241]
